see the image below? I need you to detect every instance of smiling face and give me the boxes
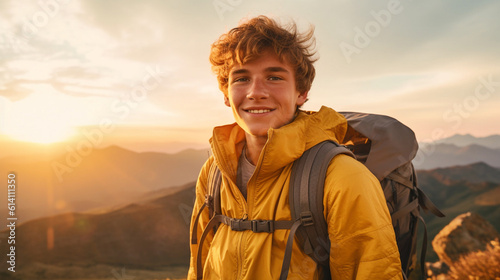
[225,50,308,139]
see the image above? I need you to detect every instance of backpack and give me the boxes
[191,112,445,280]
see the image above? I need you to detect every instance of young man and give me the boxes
[188,16,403,279]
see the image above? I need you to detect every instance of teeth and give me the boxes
[247,109,271,114]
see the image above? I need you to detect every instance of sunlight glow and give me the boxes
[4,124,75,144]
[1,88,80,144]
[3,106,77,143]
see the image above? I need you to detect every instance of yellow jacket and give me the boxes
[188,106,403,280]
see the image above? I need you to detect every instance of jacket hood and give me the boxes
[210,106,348,182]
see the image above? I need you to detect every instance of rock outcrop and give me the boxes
[432,212,500,267]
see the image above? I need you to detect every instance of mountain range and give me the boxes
[414,143,500,170]
[430,133,500,149]
[1,134,498,224]
[411,133,500,170]
[0,145,208,223]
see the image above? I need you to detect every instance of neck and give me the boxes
[244,133,267,165]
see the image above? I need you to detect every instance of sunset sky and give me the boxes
[1,0,499,153]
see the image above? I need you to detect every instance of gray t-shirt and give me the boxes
[236,146,255,200]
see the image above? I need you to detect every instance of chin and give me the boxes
[245,126,270,137]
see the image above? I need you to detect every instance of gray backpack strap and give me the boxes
[208,161,222,217]
[196,214,224,280]
[191,161,222,245]
[193,161,222,279]
[280,141,354,280]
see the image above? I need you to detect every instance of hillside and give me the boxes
[418,162,500,184]
[0,145,207,223]
[417,162,500,261]
[0,182,196,272]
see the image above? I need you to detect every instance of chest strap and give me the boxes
[222,215,294,233]
[195,214,295,280]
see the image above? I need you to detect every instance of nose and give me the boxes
[246,78,268,100]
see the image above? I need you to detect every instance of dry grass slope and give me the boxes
[447,240,500,280]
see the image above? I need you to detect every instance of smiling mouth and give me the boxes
[245,109,274,114]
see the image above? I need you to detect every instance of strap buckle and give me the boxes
[230,218,245,231]
[251,220,275,233]
[300,212,314,227]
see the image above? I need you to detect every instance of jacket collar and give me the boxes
[210,106,348,182]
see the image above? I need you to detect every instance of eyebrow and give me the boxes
[266,67,290,73]
[230,67,290,76]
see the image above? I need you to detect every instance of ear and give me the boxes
[296,91,309,106]
[224,95,231,107]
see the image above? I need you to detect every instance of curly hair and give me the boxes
[209,15,317,96]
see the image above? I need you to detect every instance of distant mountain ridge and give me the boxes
[413,134,500,170]
[430,134,500,149]
[0,134,210,159]
[414,143,500,170]
[0,145,208,223]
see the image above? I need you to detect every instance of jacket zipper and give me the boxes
[236,132,273,279]
[246,130,273,219]
[236,213,247,280]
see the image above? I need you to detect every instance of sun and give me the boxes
[3,117,77,144]
[4,125,76,144]
[2,98,78,144]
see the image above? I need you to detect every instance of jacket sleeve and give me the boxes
[187,157,215,280]
[323,154,403,280]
